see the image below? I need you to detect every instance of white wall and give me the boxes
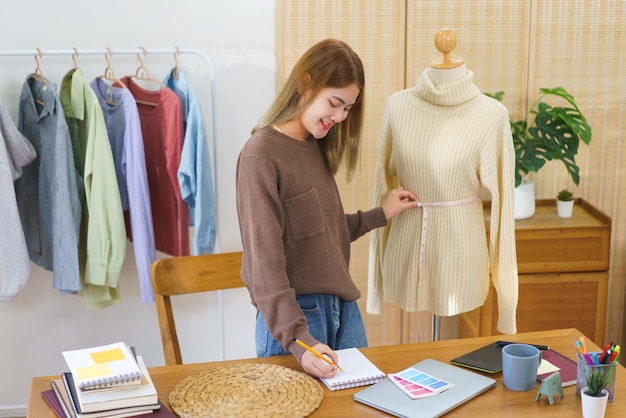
[0,0,276,413]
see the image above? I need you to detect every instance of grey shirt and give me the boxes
[15,75,82,293]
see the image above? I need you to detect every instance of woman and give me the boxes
[236,39,417,378]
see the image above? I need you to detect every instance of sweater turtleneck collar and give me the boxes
[411,67,481,106]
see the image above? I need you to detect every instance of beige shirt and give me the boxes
[368,69,518,334]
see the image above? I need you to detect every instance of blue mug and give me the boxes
[502,343,542,391]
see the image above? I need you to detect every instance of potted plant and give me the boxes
[581,366,611,418]
[486,88,592,219]
[556,188,574,218]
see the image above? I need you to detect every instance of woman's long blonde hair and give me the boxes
[253,39,365,181]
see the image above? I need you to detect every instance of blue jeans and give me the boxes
[255,293,368,357]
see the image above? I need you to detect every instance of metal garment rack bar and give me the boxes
[0,47,229,361]
[0,47,217,207]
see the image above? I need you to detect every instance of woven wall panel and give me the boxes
[406,0,528,111]
[276,0,409,346]
[277,0,626,347]
[529,0,626,343]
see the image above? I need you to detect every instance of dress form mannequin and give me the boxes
[368,27,518,342]
[428,29,466,340]
[428,28,467,86]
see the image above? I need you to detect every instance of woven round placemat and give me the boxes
[169,363,324,418]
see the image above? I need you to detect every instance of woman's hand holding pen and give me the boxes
[300,342,340,379]
[382,186,419,220]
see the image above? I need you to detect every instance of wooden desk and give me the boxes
[28,329,623,417]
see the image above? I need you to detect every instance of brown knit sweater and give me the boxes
[236,127,386,362]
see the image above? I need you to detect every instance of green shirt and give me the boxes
[60,68,127,309]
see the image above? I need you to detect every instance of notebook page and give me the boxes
[320,347,385,391]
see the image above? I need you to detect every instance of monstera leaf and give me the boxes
[489,87,592,187]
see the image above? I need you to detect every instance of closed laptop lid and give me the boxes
[354,358,496,418]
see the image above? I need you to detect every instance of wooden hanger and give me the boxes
[31,48,47,84]
[31,48,46,106]
[172,46,181,79]
[72,47,79,69]
[130,46,163,106]
[96,48,127,106]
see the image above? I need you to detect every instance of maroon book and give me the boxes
[537,349,578,387]
[42,388,177,417]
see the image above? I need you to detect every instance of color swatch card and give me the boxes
[388,366,455,399]
[389,375,439,399]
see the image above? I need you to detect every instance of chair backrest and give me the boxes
[151,251,245,365]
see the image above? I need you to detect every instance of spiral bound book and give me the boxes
[320,347,385,391]
[62,342,143,392]
[537,348,578,386]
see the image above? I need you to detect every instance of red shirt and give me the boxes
[121,76,189,256]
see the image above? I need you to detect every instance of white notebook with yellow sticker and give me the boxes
[62,342,142,392]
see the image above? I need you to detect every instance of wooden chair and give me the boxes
[151,251,245,365]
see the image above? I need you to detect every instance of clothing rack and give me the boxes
[0,47,230,361]
[0,47,217,209]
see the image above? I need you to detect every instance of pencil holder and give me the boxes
[576,354,617,402]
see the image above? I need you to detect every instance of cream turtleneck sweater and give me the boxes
[368,68,518,334]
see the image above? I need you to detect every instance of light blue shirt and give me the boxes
[16,76,82,294]
[91,78,157,303]
[164,68,216,254]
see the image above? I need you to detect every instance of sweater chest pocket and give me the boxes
[284,188,326,241]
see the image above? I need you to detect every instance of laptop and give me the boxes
[354,358,496,418]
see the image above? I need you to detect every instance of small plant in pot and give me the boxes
[557,189,574,202]
[584,367,611,397]
[556,189,575,218]
[581,366,612,418]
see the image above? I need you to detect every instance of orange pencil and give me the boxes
[293,338,343,371]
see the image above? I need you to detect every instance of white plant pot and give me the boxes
[581,387,608,418]
[514,178,535,219]
[557,199,574,218]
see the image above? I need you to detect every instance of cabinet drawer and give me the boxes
[487,272,608,344]
[515,227,610,273]
[484,199,611,273]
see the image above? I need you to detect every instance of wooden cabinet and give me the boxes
[459,199,611,345]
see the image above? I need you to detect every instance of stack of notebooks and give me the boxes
[42,342,173,418]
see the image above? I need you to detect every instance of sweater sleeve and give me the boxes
[367,101,399,314]
[481,109,518,334]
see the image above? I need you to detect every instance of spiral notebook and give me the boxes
[319,347,385,391]
[62,342,142,392]
[537,348,578,386]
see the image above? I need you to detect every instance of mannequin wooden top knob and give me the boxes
[431,28,465,69]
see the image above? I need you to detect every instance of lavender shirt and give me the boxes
[90,78,156,302]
